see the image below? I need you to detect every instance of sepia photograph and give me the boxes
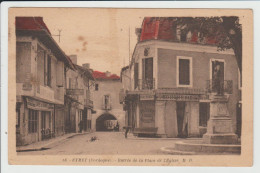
[5,7,253,167]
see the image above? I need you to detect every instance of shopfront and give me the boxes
[16,97,54,146]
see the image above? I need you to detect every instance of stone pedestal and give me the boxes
[203,95,238,144]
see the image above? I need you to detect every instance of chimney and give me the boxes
[135,28,142,41]
[82,63,90,69]
[105,71,111,77]
[69,55,77,65]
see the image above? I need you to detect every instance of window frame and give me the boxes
[238,68,242,90]
[95,83,99,91]
[176,56,193,87]
[209,58,226,81]
[28,109,38,133]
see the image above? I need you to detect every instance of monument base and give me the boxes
[202,94,238,144]
[203,133,238,144]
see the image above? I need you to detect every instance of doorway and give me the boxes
[96,113,118,131]
[177,102,188,138]
[211,59,225,94]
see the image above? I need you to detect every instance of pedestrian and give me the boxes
[115,122,119,131]
[78,120,83,133]
[125,126,130,138]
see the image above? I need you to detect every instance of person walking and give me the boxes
[78,120,83,133]
[124,126,130,138]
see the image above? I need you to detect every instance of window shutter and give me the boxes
[108,95,111,109]
[102,95,105,109]
[56,61,64,87]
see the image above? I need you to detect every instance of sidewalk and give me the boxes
[16,132,91,152]
[127,133,203,141]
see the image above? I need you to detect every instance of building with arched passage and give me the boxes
[91,71,125,131]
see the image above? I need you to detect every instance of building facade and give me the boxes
[121,17,241,138]
[91,71,125,131]
[65,57,94,133]
[16,17,74,146]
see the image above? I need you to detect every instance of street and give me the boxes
[17,132,199,155]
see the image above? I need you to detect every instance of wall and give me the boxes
[16,36,65,105]
[157,48,239,132]
[92,80,125,131]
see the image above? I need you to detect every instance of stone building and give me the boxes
[120,17,241,138]
[65,56,94,133]
[91,71,125,131]
[15,17,75,146]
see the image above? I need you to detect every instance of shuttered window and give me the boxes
[28,109,38,133]
[134,63,139,89]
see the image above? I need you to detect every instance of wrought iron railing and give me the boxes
[206,80,233,95]
[85,98,93,108]
[102,104,112,110]
[138,78,155,90]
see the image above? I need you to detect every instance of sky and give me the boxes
[10,8,244,75]
[10,8,146,75]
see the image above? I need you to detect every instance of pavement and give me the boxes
[16,132,241,155]
[17,131,202,155]
[16,132,91,152]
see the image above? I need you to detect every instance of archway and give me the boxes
[96,113,118,131]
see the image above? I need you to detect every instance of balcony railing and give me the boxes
[206,80,233,95]
[138,78,155,90]
[102,104,112,110]
[84,99,93,108]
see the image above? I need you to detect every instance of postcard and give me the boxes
[7,7,253,166]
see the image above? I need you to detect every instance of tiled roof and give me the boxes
[92,71,120,80]
[16,17,51,34]
[15,17,75,70]
[140,17,217,45]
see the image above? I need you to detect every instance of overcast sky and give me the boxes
[10,8,148,75]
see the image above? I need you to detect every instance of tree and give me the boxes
[175,17,242,73]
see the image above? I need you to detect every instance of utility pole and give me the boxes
[129,26,132,90]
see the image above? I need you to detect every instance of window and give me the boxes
[180,30,187,42]
[177,56,192,87]
[28,109,38,133]
[210,59,225,93]
[103,95,111,110]
[44,54,52,87]
[134,63,139,89]
[238,69,242,89]
[95,84,99,91]
[199,103,210,127]
[16,42,31,83]
[142,57,154,89]
[16,103,21,128]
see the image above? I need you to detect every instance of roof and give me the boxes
[15,17,75,70]
[92,71,120,80]
[16,17,51,34]
[74,64,94,80]
[139,17,217,45]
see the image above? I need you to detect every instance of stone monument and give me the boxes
[203,93,238,144]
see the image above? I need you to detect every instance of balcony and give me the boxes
[138,78,155,90]
[84,90,93,108]
[206,80,233,95]
[85,99,93,108]
[102,104,112,110]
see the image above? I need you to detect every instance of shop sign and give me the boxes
[140,94,154,101]
[26,97,54,111]
[66,89,84,95]
[156,93,200,101]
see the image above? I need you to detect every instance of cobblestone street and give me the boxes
[17,132,199,155]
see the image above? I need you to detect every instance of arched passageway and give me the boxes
[96,113,119,131]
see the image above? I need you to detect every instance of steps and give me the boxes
[161,141,241,155]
